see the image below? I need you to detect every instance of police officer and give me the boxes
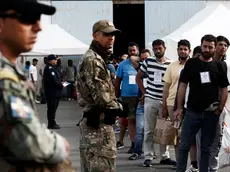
[43,54,64,129]
[0,0,72,171]
[77,20,123,172]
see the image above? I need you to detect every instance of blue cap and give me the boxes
[47,54,57,61]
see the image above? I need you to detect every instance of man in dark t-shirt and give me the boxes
[174,35,229,172]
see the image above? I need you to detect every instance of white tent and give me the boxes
[22,24,89,56]
[147,3,230,61]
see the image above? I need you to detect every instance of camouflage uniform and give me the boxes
[0,57,70,171]
[77,20,122,172]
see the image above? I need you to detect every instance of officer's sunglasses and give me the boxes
[0,12,41,25]
[102,32,115,37]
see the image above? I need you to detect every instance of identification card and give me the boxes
[129,75,136,85]
[200,72,211,84]
[154,71,162,84]
[143,78,147,88]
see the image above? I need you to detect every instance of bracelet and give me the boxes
[218,108,223,113]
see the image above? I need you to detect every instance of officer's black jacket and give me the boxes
[43,63,63,99]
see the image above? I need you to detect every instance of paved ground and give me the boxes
[37,101,230,172]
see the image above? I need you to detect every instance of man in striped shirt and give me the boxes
[136,39,176,167]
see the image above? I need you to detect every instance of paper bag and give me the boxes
[154,119,177,145]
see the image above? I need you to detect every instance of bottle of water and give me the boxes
[174,120,181,129]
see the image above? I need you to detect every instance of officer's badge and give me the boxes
[51,72,55,75]
[10,96,32,120]
[99,71,107,80]
[49,66,52,69]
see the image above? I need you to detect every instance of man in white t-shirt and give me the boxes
[29,58,39,103]
[29,58,38,82]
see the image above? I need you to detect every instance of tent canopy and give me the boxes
[22,24,88,56]
[147,3,230,61]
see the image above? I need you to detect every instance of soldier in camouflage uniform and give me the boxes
[77,20,123,172]
[0,0,74,171]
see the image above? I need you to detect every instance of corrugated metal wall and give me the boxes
[51,1,113,46]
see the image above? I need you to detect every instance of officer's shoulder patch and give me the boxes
[99,70,107,80]
[9,96,32,121]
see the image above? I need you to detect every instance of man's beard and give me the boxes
[179,56,188,60]
[155,53,164,59]
[201,52,214,59]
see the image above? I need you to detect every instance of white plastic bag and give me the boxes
[219,122,230,168]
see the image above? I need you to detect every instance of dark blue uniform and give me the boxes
[43,63,63,129]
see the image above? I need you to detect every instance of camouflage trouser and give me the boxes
[79,118,117,172]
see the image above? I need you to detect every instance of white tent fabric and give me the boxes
[147,3,230,61]
[22,24,88,56]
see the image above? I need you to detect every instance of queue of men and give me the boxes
[111,34,229,172]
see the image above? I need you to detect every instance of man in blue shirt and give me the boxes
[107,62,116,84]
[114,42,139,153]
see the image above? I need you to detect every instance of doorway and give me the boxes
[113,3,145,58]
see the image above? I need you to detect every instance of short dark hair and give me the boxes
[127,42,139,49]
[44,56,47,60]
[32,58,38,62]
[216,35,230,47]
[201,34,217,46]
[178,39,191,50]
[152,39,165,47]
[25,61,30,66]
[140,49,151,56]
[193,46,202,57]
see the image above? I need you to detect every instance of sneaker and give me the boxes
[127,147,134,154]
[185,165,199,172]
[116,141,124,149]
[48,124,61,129]
[128,153,141,160]
[152,153,157,159]
[160,158,177,166]
[35,100,40,104]
[143,159,152,167]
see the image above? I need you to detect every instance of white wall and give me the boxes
[51,1,113,45]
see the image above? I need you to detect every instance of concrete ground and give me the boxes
[37,101,230,172]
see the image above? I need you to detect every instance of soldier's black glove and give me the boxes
[84,107,102,129]
[104,108,121,125]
